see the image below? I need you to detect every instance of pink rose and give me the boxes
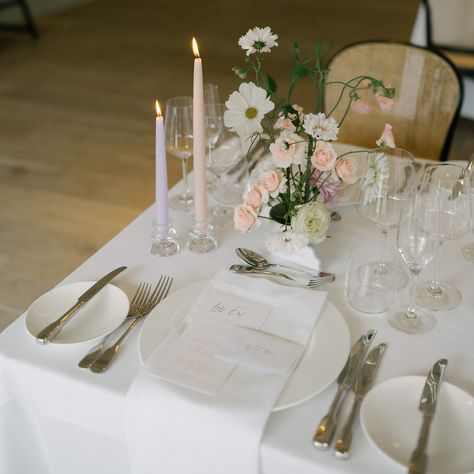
[260,169,287,198]
[376,123,396,148]
[316,174,343,208]
[243,185,268,211]
[351,101,372,115]
[311,141,337,172]
[269,132,306,168]
[335,157,359,184]
[376,95,394,111]
[234,205,258,233]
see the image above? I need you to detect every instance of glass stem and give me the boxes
[376,228,388,275]
[429,239,443,296]
[406,272,418,319]
[181,158,190,197]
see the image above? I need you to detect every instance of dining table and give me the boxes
[1,171,474,474]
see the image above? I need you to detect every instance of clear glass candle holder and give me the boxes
[187,218,217,253]
[151,223,179,257]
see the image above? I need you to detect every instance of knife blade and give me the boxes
[313,329,376,449]
[334,343,387,459]
[36,266,127,345]
[408,358,448,474]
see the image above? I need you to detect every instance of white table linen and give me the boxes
[1,182,474,474]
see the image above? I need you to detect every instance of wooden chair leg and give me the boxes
[16,0,38,38]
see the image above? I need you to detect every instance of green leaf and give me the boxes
[232,66,248,79]
[263,73,277,96]
[292,41,300,59]
[292,63,309,80]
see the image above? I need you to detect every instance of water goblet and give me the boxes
[165,96,193,211]
[461,159,474,261]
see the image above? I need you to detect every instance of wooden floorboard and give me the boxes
[0,0,472,330]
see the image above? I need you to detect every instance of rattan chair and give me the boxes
[324,41,462,161]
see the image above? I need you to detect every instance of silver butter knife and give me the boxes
[334,343,387,459]
[36,266,127,345]
[313,329,376,449]
[408,358,448,474]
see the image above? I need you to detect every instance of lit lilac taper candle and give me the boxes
[155,100,169,234]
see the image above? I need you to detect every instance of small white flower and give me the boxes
[362,152,390,205]
[224,82,274,137]
[264,230,308,256]
[291,201,330,244]
[303,112,339,141]
[238,27,278,56]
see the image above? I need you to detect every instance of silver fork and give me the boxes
[308,274,336,287]
[89,276,173,373]
[78,282,152,368]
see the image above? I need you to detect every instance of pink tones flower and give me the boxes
[311,141,337,172]
[243,185,268,212]
[234,205,258,233]
[351,100,372,115]
[274,104,304,131]
[376,123,396,148]
[269,132,306,168]
[315,174,343,208]
[260,169,287,198]
[335,156,359,184]
[375,95,394,111]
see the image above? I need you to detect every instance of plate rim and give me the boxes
[137,279,351,411]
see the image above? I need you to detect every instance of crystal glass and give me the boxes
[205,103,244,226]
[203,83,220,106]
[416,163,471,310]
[165,96,193,211]
[357,147,415,291]
[388,194,437,334]
[461,160,474,261]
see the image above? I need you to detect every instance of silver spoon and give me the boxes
[235,248,334,279]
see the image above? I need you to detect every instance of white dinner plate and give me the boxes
[25,281,129,344]
[138,280,351,412]
[361,376,474,474]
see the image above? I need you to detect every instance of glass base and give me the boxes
[415,280,462,311]
[211,205,234,227]
[169,193,193,212]
[388,304,436,334]
[357,261,409,291]
[188,219,217,253]
[151,225,179,257]
[462,242,474,262]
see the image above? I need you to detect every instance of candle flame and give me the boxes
[155,100,162,117]
[192,37,200,58]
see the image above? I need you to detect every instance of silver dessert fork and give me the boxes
[89,276,173,373]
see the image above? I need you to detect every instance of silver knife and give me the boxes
[408,359,448,474]
[334,343,387,459]
[313,329,376,449]
[36,266,127,345]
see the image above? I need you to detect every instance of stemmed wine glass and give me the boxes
[165,96,193,211]
[358,147,415,290]
[461,159,474,261]
[416,163,471,310]
[388,193,437,334]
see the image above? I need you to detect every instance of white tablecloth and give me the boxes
[1,183,474,474]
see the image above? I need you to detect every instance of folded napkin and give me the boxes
[126,271,326,474]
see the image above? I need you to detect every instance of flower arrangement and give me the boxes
[224,27,396,255]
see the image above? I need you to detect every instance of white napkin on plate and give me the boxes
[126,271,326,474]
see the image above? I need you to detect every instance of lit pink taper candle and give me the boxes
[192,37,208,225]
[155,100,169,234]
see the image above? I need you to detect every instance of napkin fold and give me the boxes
[126,271,326,474]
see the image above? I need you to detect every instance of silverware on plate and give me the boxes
[334,343,387,459]
[229,264,335,288]
[313,329,376,449]
[90,276,173,373]
[408,358,448,474]
[36,266,127,345]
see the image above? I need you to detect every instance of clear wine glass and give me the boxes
[205,103,244,226]
[388,193,437,334]
[461,159,474,261]
[416,163,471,310]
[358,147,415,291]
[203,83,220,106]
[165,96,193,211]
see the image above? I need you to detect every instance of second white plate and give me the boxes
[138,280,350,412]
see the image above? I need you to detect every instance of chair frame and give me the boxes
[0,0,38,39]
[325,40,464,161]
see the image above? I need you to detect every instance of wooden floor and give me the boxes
[0,0,472,330]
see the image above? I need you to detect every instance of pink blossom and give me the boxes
[311,173,343,208]
[311,141,337,172]
[243,185,268,212]
[351,101,372,115]
[234,205,258,233]
[376,123,396,148]
[376,95,394,111]
[260,169,287,198]
[269,132,306,168]
[335,157,359,184]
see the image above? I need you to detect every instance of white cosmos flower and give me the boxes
[238,27,278,56]
[264,230,308,256]
[362,152,390,205]
[303,112,339,141]
[224,82,274,137]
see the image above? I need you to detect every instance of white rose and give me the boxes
[291,201,330,244]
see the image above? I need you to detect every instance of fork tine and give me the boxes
[149,276,172,309]
[130,282,145,308]
[136,283,151,308]
[146,276,166,308]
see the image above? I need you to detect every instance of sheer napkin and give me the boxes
[126,271,327,474]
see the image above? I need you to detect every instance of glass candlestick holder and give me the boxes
[151,223,179,257]
[188,218,217,253]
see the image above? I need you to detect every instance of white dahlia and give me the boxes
[238,27,278,56]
